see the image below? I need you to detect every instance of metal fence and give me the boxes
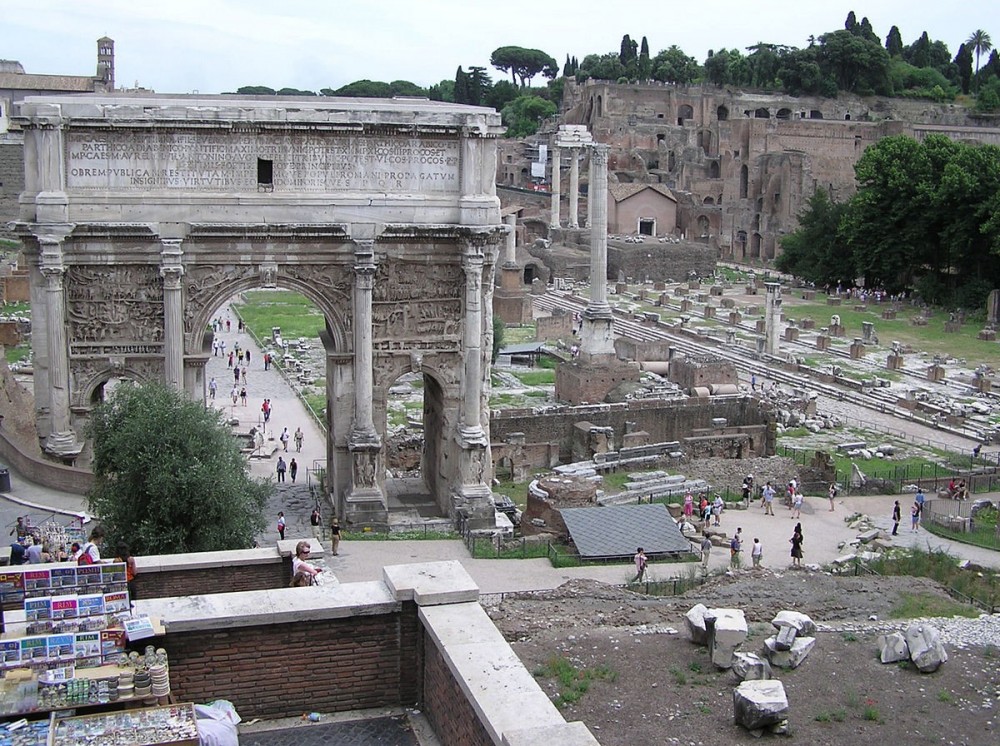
[921,498,1000,551]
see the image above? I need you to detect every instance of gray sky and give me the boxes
[1,0,995,94]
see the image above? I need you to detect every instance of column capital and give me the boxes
[590,143,609,165]
[160,239,185,288]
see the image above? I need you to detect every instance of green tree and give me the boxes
[276,88,316,96]
[484,80,519,111]
[86,384,269,555]
[954,43,974,93]
[775,189,849,286]
[467,66,491,106]
[492,315,506,364]
[235,86,276,95]
[638,37,652,79]
[885,26,904,57]
[428,79,455,102]
[332,80,392,97]
[501,95,557,137]
[577,52,626,82]
[817,30,891,94]
[703,49,730,86]
[454,67,470,104]
[651,45,700,85]
[490,46,559,87]
[967,29,993,79]
[977,77,1000,112]
[619,34,638,72]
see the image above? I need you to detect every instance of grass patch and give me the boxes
[601,471,633,492]
[468,536,551,559]
[815,709,846,723]
[302,392,326,418]
[533,655,617,708]
[841,631,858,642]
[5,344,30,365]
[233,290,325,343]
[668,666,687,686]
[867,546,999,613]
[937,689,953,703]
[890,591,981,620]
[512,369,556,386]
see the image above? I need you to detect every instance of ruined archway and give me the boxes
[15,93,505,530]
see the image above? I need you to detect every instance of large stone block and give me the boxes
[877,631,909,664]
[763,635,815,669]
[774,625,797,651]
[710,608,748,669]
[771,610,816,636]
[904,624,948,673]
[684,603,712,646]
[732,652,772,682]
[733,679,789,731]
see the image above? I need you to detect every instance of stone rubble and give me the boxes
[733,679,790,733]
[904,623,949,673]
[732,652,772,682]
[710,608,749,669]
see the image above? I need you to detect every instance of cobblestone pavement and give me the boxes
[240,715,419,746]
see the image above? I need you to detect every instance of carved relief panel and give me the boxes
[372,261,462,350]
[66,266,165,354]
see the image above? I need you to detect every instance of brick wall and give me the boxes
[133,561,288,600]
[163,602,420,719]
[0,140,24,233]
[421,629,493,746]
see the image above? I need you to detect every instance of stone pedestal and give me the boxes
[744,284,757,295]
[555,358,640,405]
[974,375,992,393]
[800,318,815,330]
[710,285,724,296]
[696,293,709,303]
[882,309,897,320]
[493,290,533,325]
[926,364,945,382]
[703,305,715,319]
[861,322,875,344]
[755,319,766,334]
[978,328,997,341]
[801,290,816,300]
[849,339,865,359]
[827,296,841,305]
[615,282,627,294]
[721,298,736,309]
[688,280,700,290]
[887,353,904,370]
[944,321,962,333]
[674,286,688,296]
[783,327,799,342]
[657,293,669,306]
[679,299,693,312]
[815,335,830,351]
[829,323,845,337]
[653,281,666,291]
[729,311,742,325]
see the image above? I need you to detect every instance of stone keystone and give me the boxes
[732,652,772,682]
[685,603,712,646]
[877,631,909,664]
[710,608,748,669]
[771,610,816,636]
[764,635,816,669]
[904,623,948,673]
[733,679,789,731]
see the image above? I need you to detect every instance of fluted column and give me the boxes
[159,239,185,390]
[503,213,517,266]
[568,147,580,228]
[351,242,378,443]
[587,144,611,315]
[549,146,561,229]
[460,249,487,444]
[580,144,615,356]
[39,236,82,459]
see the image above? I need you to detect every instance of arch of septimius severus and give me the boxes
[12,94,505,528]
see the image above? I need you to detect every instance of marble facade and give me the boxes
[13,94,505,528]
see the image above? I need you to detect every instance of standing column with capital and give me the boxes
[39,237,82,459]
[580,143,615,356]
[160,240,185,390]
[348,242,382,505]
[568,147,580,228]
[460,250,487,444]
[549,146,561,229]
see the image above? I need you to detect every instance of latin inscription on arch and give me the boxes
[65,132,461,194]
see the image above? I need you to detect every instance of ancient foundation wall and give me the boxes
[0,138,23,234]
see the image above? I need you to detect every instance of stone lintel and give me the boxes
[383,560,479,605]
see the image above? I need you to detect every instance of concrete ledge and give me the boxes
[421,602,576,745]
[502,722,601,746]
[383,560,478,605]
[276,537,326,558]
[136,580,396,632]
[135,547,288,573]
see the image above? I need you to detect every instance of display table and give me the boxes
[52,702,198,746]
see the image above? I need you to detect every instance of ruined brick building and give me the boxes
[498,80,1000,264]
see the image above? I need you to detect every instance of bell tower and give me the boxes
[96,37,114,91]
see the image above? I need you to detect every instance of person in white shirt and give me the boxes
[751,538,763,568]
[290,541,322,586]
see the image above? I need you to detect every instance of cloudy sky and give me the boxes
[1,1,994,94]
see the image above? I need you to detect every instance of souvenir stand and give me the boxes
[0,563,195,746]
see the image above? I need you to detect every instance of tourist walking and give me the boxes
[310,508,321,539]
[233,366,240,385]
[294,427,304,453]
[790,490,803,520]
[827,482,837,511]
[276,511,286,540]
[631,548,648,582]
[230,385,238,405]
[289,458,298,483]
[683,491,694,519]
[730,528,742,568]
[276,457,287,484]
[245,349,251,366]
[751,538,763,569]
[330,516,341,556]
[789,523,803,567]
[240,387,247,406]
[262,399,271,424]
[227,351,234,368]
[712,494,724,526]
[915,487,926,515]
[911,501,920,532]
[209,377,217,400]
[762,482,775,516]
[700,534,712,570]
[280,428,290,452]
[891,500,901,535]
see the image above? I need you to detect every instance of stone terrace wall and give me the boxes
[133,556,288,599]
[0,139,23,235]
[491,396,770,462]
[422,632,493,746]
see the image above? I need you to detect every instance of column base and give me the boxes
[452,484,496,530]
[580,315,616,356]
[458,426,489,448]
[344,488,388,530]
[43,431,83,460]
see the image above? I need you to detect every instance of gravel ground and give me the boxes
[488,573,1000,746]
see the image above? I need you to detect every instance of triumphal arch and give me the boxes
[14,94,505,528]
